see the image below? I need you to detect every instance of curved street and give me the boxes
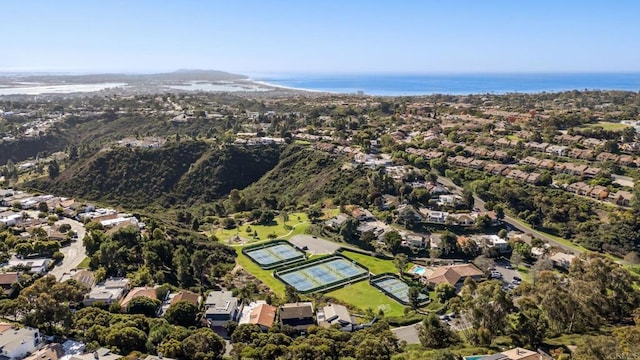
[437,175,582,255]
[49,217,87,280]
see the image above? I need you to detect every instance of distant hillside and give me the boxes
[0,132,68,164]
[1,69,247,84]
[239,145,371,208]
[27,141,281,208]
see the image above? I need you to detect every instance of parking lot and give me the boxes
[289,235,341,255]
[491,258,524,290]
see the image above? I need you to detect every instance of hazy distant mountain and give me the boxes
[0,69,248,84]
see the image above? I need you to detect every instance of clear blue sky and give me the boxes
[2,0,639,74]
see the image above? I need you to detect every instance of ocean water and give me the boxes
[256,73,640,96]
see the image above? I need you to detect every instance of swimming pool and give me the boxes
[411,265,426,276]
[463,356,487,360]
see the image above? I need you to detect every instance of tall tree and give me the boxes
[418,313,459,349]
[393,253,408,276]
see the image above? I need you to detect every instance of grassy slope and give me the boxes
[341,250,400,275]
[212,212,310,242]
[234,247,286,296]
[327,281,405,317]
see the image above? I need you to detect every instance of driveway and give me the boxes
[289,235,341,255]
[49,217,87,280]
[392,323,420,344]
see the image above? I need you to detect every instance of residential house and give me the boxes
[325,214,349,229]
[246,303,277,331]
[427,184,449,195]
[618,155,635,166]
[356,222,387,238]
[596,152,619,163]
[23,343,63,360]
[397,204,423,223]
[69,348,122,360]
[170,290,201,307]
[100,216,139,229]
[538,159,555,170]
[423,264,484,288]
[144,356,176,360]
[526,172,541,184]
[472,347,554,360]
[381,195,400,210]
[490,150,510,162]
[562,163,588,176]
[423,210,448,224]
[159,289,201,316]
[5,257,51,275]
[577,149,595,160]
[568,148,583,159]
[553,162,566,173]
[0,326,42,360]
[0,213,22,227]
[317,303,355,331]
[83,277,130,306]
[550,252,576,269]
[469,159,486,170]
[545,144,568,157]
[60,269,95,289]
[583,167,602,178]
[582,138,606,148]
[278,302,315,331]
[588,185,609,200]
[0,272,19,297]
[205,290,242,327]
[474,235,510,253]
[609,191,633,207]
[555,134,583,144]
[506,169,529,182]
[429,234,442,250]
[449,213,475,226]
[487,163,511,175]
[351,207,374,222]
[520,156,541,167]
[567,182,589,194]
[120,286,159,311]
[403,233,427,249]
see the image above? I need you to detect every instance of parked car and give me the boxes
[513,276,522,281]
[504,264,513,270]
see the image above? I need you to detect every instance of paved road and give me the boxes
[612,174,635,188]
[49,217,87,280]
[391,323,420,344]
[437,176,582,255]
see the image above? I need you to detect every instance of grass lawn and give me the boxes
[341,250,401,275]
[212,212,310,242]
[77,257,91,269]
[587,121,631,131]
[326,281,405,317]
[234,247,286,297]
[506,134,522,141]
[515,265,531,282]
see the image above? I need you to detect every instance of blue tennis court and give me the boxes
[244,242,306,268]
[372,275,428,304]
[277,256,368,292]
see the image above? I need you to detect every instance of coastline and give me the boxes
[250,79,334,94]
[250,73,640,97]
